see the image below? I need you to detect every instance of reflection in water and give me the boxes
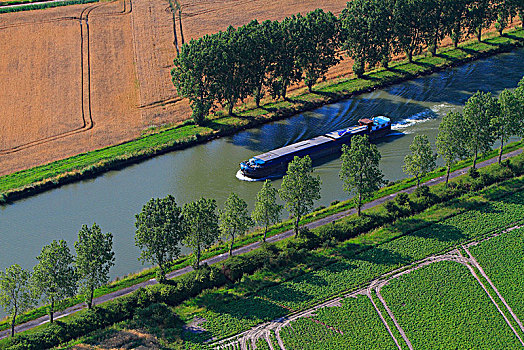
[1,49,523,288]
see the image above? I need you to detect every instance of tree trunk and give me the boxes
[195,245,201,268]
[263,224,267,242]
[307,81,313,93]
[50,299,55,323]
[357,192,362,216]
[445,164,451,187]
[255,85,262,108]
[10,309,16,337]
[87,286,94,309]
[228,103,234,116]
[282,85,288,100]
[406,50,413,63]
[477,27,482,42]
[294,215,300,236]
[416,175,420,187]
[473,149,478,168]
[229,235,234,256]
[499,136,504,164]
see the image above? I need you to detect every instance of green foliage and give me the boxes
[0,265,33,337]
[381,261,522,349]
[32,240,77,323]
[134,195,185,281]
[75,223,114,308]
[0,0,97,14]
[251,180,282,241]
[340,135,384,216]
[470,227,524,321]
[403,134,437,186]
[279,156,321,236]
[219,193,252,256]
[494,88,524,163]
[436,111,469,184]
[183,198,220,267]
[463,91,499,168]
[280,295,396,349]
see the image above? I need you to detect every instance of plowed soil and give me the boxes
[0,0,520,176]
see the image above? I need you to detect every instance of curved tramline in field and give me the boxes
[210,224,524,350]
[0,0,132,155]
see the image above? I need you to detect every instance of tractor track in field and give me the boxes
[0,0,130,155]
[210,223,524,350]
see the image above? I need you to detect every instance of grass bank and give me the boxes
[1,28,523,204]
[0,0,98,13]
[1,144,522,334]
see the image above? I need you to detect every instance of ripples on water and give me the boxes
[1,49,523,290]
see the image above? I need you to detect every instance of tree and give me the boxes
[493,89,523,163]
[297,9,340,92]
[219,193,252,256]
[75,223,115,308]
[463,91,499,168]
[135,195,186,282]
[516,76,524,140]
[279,156,321,236]
[466,0,497,41]
[182,198,220,268]
[32,240,77,323]
[252,180,283,242]
[393,0,432,62]
[0,265,33,337]
[172,35,223,124]
[436,111,469,186]
[250,20,276,108]
[403,135,437,187]
[339,135,384,216]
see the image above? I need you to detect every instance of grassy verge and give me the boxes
[1,28,523,204]
[1,148,522,335]
[0,0,98,13]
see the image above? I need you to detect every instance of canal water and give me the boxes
[1,49,523,288]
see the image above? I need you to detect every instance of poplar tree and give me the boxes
[393,0,431,62]
[466,0,497,41]
[220,193,252,256]
[436,111,468,185]
[252,180,283,242]
[75,223,115,308]
[493,89,523,164]
[0,265,33,337]
[339,135,384,216]
[403,135,437,187]
[279,156,321,236]
[32,240,77,323]
[135,195,186,281]
[182,198,220,268]
[463,91,499,168]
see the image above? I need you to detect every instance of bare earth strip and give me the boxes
[0,149,520,340]
[213,229,524,349]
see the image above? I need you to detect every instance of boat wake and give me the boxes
[236,170,263,182]
[391,110,434,131]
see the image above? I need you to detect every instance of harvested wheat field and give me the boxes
[0,0,518,176]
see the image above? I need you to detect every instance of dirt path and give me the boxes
[0,150,522,340]
[212,224,524,349]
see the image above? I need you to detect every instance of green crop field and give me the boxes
[181,189,524,348]
[381,261,522,349]
[280,295,396,350]
[470,227,524,322]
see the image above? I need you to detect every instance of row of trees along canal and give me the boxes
[0,80,523,338]
[172,0,524,124]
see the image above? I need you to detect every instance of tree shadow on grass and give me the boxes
[344,246,412,266]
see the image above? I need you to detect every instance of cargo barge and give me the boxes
[239,116,392,180]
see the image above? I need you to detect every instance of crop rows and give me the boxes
[470,227,524,322]
[187,190,524,346]
[280,295,395,349]
[381,261,522,349]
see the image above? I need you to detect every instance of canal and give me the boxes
[1,48,523,287]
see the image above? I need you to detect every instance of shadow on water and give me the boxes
[227,96,430,154]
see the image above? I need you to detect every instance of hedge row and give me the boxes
[4,154,524,349]
[0,0,98,14]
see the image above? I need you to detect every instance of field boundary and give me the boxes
[213,224,524,350]
[0,27,523,203]
[0,0,99,13]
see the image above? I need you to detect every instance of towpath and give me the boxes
[0,148,521,339]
